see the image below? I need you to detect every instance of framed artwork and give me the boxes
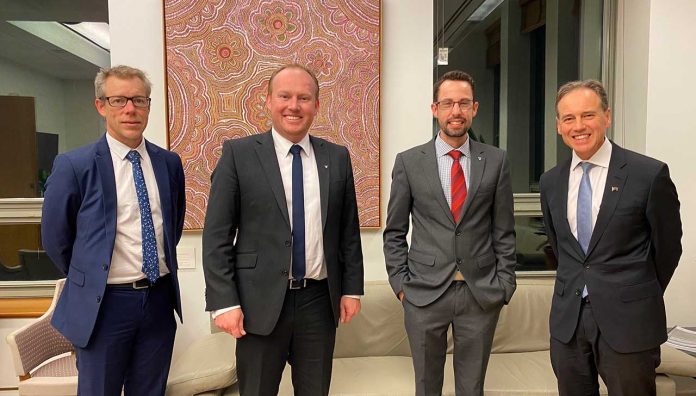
[164,0,381,229]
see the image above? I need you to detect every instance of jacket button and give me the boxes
[96,296,101,303]
[456,231,461,236]
[585,265,590,269]
[575,289,581,296]
[102,264,108,271]
[282,270,289,275]
[285,240,291,247]
[456,259,462,264]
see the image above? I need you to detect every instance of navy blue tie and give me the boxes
[126,150,159,283]
[290,145,306,281]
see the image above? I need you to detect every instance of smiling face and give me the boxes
[556,87,611,160]
[266,67,319,143]
[95,76,150,148]
[431,79,479,147]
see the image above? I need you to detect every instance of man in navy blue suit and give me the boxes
[42,65,186,395]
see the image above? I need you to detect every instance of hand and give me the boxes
[214,309,246,338]
[340,296,361,324]
[398,291,405,302]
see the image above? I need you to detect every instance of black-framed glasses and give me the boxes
[101,96,151,108]
[435,99,473,111]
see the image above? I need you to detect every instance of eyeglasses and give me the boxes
[101,96,151,108]
[435,99,474,111]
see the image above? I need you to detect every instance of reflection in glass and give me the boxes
[514,216,556,271]
[0,0,109,199]
[0,224,61,281]
[434,0,605,193]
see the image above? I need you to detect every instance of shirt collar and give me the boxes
[106,133,147,160]
[571,137,612,171]
[435,132,470,158]
[271,128,312,157]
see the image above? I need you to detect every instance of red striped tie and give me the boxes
[448,150,467,222]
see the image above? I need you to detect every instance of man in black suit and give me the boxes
[540,80,682,395]
[202,64,364,395]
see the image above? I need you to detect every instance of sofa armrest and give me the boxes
[166,332,238,396]
[656,345,696,377]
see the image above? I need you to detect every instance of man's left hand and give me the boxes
[340,296,361,324]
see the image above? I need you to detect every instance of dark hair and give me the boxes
[267,64,320,98]
[433,70,475,102]
[556,79,609,115]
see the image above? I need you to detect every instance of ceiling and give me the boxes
[0,0,109,80]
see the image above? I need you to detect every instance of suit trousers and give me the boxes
[550,301,661,396]
[236,280,336,396]
[75,276,176,396]
[403,281,502,396]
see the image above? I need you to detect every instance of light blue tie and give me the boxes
[126,150,159,283]
[577,162,593,298]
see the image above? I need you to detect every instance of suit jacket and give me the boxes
[42,135,186,348]
[383,139,516,311]
[539,141,682,353]
[202,131,364,335]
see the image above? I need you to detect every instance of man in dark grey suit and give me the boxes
[383,70,516,395]
[540,80,682,395]
[202,64,364,395]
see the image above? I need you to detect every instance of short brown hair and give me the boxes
[555,79,609,115]
[267,64,320,98]
[433,70,476,102]
[95,65,152,98]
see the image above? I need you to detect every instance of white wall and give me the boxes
[643,0,696,327]
[108,0,433,358]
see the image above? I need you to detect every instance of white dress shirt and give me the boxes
[435,132,471,205]
[106,133,167,283]
[566,138,612,240]
[271,129,327,281]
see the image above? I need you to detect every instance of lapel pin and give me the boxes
[324,164,329,169]
[477,156,482,161]
[611,186,619,192]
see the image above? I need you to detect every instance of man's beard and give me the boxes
[442,125,468,138]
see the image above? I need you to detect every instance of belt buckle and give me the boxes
[133,279,150,290]
[289,279,306,290]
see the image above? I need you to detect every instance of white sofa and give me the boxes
[167,278,696,395]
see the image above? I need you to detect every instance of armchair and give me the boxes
[5,278,77,395]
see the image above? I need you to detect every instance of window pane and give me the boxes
[434,0,605,193]
[0,2,110,198]
[515,215,556,271]
[0,224,62,281]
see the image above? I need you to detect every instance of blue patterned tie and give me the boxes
[126,150,159,283]
[577,162,593,298]
[290,145,305,281]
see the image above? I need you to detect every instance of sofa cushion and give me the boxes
[166,332,237,396]
[334,281,411,358]
[658,345,696,377]
[492,278,554,353]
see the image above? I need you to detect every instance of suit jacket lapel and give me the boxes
[421,141,455,226]
[254,131,291,228]
[310,136,330,230]
[556,159,585,260]
[146,141,173,245]
[586,144,627,257]
[95,135,117,247]
[460,141,485,222]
